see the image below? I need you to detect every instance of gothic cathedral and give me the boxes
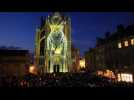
[35,12,72,74]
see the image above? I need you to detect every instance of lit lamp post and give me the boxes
[29,65,38,75]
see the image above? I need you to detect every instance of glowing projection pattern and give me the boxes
[35,13,71,74]
[47,21,68,73]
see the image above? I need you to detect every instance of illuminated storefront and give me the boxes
[117,73,133,83]
[97,69,115,79]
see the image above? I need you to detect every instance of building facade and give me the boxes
[71,44,80,72]
[35,12,72,73]
[0,49,31,77]
[85,25,134,74]
[85,48,97,72]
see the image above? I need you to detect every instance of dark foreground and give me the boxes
[0,73,134,87]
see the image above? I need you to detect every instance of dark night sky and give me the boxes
[0,12,134,56]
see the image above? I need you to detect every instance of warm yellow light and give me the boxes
[117,73,133,83]
[103,70,115,79]
[130,75,133,82]
[97,71,103,76]
[117,74,121,82]
[50,25,63,33]
[29,65,37,75]
[79,59,85,68]
[118,42,122,48]
[55,48,62,54]
[124,40,128,47]
[131,39,134,45]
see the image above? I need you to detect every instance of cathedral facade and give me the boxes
[35,12,72,73]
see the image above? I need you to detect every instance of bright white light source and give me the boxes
[117,73,133,83]
[118,42,122,48]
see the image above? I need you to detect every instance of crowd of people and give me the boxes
[0,72,134,87]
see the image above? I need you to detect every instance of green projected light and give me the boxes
[35,12,71,73]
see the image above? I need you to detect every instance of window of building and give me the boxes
[124,40,128,47]
[131,39,134,45]
[117,74,121,82]
[117,73,133,83]
[118,42,122,48]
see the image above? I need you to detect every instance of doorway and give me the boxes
[53,64,60,73]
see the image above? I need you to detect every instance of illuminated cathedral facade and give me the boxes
[35,12,72,73]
